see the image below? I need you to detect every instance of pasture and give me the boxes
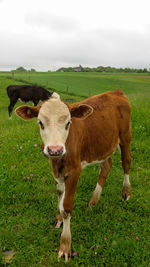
[0,73,150,266]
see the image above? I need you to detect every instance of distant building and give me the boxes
[73,65,83,72]
[56,65,83,72]
[56,68,65,72]
[73,67,81,72]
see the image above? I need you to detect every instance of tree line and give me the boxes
[12,65,150,73]
[56,65,149,73]
[12,67,36,73]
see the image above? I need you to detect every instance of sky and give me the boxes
[0,0,150,71]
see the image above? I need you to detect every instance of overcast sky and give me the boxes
[0,0,150,71]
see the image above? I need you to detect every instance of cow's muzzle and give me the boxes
[47,145,64,157]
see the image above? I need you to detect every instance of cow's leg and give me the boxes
[8,98,17,118]
[55,181,64,228]
[119,125,132,200]
[120,143,131,200]
[33,100,38,106]
[89,157,112,207]
[58,169,80,261]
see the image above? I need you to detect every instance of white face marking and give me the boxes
[38,99,71,157]
[123,174,130,187]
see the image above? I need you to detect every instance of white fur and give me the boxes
[123,174,130,187]
[18,98,24,103]
[55,177,65,214]
[81,160,104,169]
[59,189,65,214]
[94,183,102,195]
[93,183,102,199]
[38,98,71,157]
[51,92,60,99]
[62,215,71,239]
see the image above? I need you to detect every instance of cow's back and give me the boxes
[7,85,51,101]
[7,85,30,98]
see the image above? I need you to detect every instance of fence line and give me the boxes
[3,75,87,99]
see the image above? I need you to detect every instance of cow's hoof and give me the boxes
[53,219,57,227]
[123,194,127,200]
[88,200,96,207]
[58,250,71,262]
[122,186,130,201]
[53,219,63,228]
[58,236,71,262]
[122,194,130,201]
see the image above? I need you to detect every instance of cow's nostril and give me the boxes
[47,147,52,154]
[47,145,63,156]
[58,147,63,154]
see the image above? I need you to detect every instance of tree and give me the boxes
[15,66,27,72]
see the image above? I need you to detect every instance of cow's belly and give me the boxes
[18,98,25,103]
[81,160,104,169]
[81,141,119,169]
[18,98,34,104]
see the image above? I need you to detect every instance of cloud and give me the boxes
[0,0,150,70]
[38,28,150,68]
[25,11,79,34]
[0,22,150,70]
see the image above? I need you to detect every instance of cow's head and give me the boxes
[15,98,93,158]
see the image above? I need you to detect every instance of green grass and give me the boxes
[0,73,150,266]
[2,71,150,98]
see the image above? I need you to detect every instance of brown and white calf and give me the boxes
[16,89,131,261]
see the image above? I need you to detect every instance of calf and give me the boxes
[16,89,131,261]
[7,84,59,117]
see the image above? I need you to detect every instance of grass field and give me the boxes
[0,73,150,266]
[2,71,150,98]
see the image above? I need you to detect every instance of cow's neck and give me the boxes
[50,156,67,179]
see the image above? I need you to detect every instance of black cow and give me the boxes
[7,85,59,117]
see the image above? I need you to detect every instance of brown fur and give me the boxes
[41,89,132,213]
[51,90,131,186]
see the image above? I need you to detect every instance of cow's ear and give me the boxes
[15,105,40,120]
[70,104,93,120]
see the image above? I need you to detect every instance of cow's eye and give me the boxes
[38,119,44,130]
[65,120,71,130]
